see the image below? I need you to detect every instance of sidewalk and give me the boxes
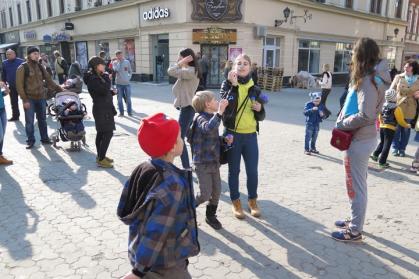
[0,83,417,279]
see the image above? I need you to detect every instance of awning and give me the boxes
[0,42,18,50]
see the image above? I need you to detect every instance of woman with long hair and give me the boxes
[220,54,266,219]
[83,56,116,168]
[390,59,419,157]
[168,48,200,169]
[333,38,391,242]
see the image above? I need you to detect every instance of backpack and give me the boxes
[57,58,68,74]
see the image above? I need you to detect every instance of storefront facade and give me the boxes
[0,0,408,84]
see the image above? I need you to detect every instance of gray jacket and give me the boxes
[113,59,132,85]
[337,59,391,141]
[168,64,199,108]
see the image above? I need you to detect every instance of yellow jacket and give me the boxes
[379,106,410,130]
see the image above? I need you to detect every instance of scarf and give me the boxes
[405,74,418,87]
[238,74,251,85]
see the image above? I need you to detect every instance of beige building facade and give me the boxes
[0,0,409,86]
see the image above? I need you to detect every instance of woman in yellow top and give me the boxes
[220,54,266,219]
[390,59,419,157]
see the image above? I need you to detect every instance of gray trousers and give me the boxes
[195,163,221,206]
[343,138,376,234]
[414,146,419,163]
[143,261,191,279]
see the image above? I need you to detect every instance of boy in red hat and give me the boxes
[117,113,200,279]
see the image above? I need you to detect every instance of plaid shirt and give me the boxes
[117,159,200,274]
[191,112,222,165]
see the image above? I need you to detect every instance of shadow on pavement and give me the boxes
[0,169,39,260]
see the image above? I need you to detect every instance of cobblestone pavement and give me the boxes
[0,83,418,279]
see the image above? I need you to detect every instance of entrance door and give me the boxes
[152,34,169,83]
[201,45,228,88]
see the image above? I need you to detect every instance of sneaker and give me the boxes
[335,218,351,229]
[392,150,400,157]
[331,229,362,242]
[118,113,124,117]
[370,155,378,162]
[8,117,19,122]
[128,112,133,116]
[205,205,222,230]
[304,150,311,155]
[409,162,419,173]
[0,155,13,165]
[310,149,320,154]
[399,151,406,157]
[379,162,390,169]
[232,199,245,219]
[96,156,114,163]
[248,199,261,217]
[97,159,113,168]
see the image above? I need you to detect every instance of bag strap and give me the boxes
[234,94,250,132]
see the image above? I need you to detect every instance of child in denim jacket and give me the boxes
[304,92,325,155]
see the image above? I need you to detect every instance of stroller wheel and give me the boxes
[48,104,57,116]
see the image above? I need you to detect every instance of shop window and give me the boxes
[118,38,136,72]
[334,43,352,73]
[298,40,320,73]
[9,7,13,27]
[370,0,382,14]
[96,41,110,59]
[47,0,52,17]
[76,41,89,71]
[263,37,281,68]
[395,0,402,18]
[386,47,396,69]
[17,4,22,25]
[345,0,353,9]
[26,1,32,22]
[36,0,41,20]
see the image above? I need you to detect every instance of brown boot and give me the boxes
[232,199,245,219]
[0,155,13,165]
[248,199,261,217]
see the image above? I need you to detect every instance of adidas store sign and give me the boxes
[143,7,170,21]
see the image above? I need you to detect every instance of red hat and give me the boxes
[138,113,180,157]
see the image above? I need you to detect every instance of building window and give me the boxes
[1,10,7,28]
[26,0,32,22]
[370,0,382,14]
[8,7,13,27]
[17,4,22,25]
[59,0,65,14]
[395,0,403,18]
[118,38,136,72]
[345,0,353,9]
[36,0,41,20]
[334,43,352,73]
[298,40,320,73]
[262,37,281,68]
[47,0,52,17]
[75,0,82,10]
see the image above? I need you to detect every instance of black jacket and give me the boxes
[83,71,116,132]
[220,80,266,132]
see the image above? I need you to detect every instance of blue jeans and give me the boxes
[304,124,319,151]
[0,108,6,155]
[392,120,412,152]
[178,106,195,169]
[227,132,259,201]
[24,99,48,143]
[116,84,132,115]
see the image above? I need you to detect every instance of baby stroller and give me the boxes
[50,91,87,151]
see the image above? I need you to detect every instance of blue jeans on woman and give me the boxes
[116,84,132,115]
[227,132,259,201]
[0,108,7,155]
[178,106,195,169]
[24,99,48,144]
[392,120,412,152]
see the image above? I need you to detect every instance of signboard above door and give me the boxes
[191,0,242,21]
[193,28,237,44]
